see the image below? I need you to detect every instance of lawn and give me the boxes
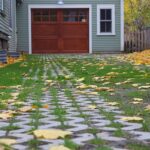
[0,54,150,150]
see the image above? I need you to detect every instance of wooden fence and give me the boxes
[124,29,150,52]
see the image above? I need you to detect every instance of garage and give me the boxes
[31,8,89,53]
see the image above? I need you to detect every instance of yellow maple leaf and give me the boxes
[88,105,97,109]
[76,78,85,82]
[49,145,71,150]
[145,105,150,111]
[0,138,17,145]
[138,86,150,89]
[107,102,119,106]
[19,106,32,112]
[33,129,72,140]
[133,98,143,101]
[131,101,142,104]
[0,112,13,120]
[121,116,143,122]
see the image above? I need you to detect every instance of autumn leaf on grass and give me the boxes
[88,105,97,109]
[145,105,150,111]
[19,106,32,112]
[75,77,85,82]
[45,80,53,83]
[95,87,114,92]
[133,98,143,101]
[138,86,150,89]
[11,92,19,98]
[131,101,142,104]
[107,102,119,106]
[33,129,72,140]
[50,145,71,150]
[88,92,99,95]
[0,112,13,120]
[76,84,89,89]
[121,116,143,122]
[0,139,16,145]
[132,84,140,87]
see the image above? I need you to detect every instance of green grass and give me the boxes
[0,55,150,150]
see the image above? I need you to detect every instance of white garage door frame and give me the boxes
[28,4,92,54]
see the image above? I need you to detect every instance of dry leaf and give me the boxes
[107,102,119,106]
[76,78,85,82]
[138,86,150,89]
[145,105,150,111]
[132,84,140,87]
[88,105,97,109]
[131,101,142,104]
[11,92,19,97]
[0,112,13,120]
[88,92,98,95]
[0,138,17,145]
[45,80,53,83]
[50,145,71,150]
[133,98,143,101]
[121,116,143,122]
[19,106,32,112]
[95,87,114,92]
[33,129,72,139]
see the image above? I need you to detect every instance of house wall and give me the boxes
[8,0,17,52]
[0,0,17,51]
[16,0,122,53]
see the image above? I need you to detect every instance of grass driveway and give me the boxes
[0,55,150,150]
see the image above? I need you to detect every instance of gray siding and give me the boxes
[9,0,17,52]
[0,0,17,51]
[0,0,10,35]
[16,0,121,53]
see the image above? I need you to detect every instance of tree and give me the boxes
[125,0,150,30]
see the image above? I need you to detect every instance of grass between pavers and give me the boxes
[0,55,150,150]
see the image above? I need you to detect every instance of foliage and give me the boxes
[125,0,150,30]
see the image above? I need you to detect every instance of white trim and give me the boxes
[97,4,115,36]
[0,0,4,11]
[120,0,124,51]
[28,4,92,54]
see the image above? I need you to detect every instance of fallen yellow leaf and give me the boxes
[88,105,97,109]
[33,129,72,140]
[0,112,13,120]
[145,105,150,111]
[76,78,85,82]
[107,102,119,106]
[0,138,17,145]
[121,116,143,122]
[131,101,142,104]
[19,106,32,112]
[138,86,150,89]
[133,98,143,101]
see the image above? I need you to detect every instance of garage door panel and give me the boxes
[32,8,89,53]
[32,39,58,51]
[63,38,88,50]
[61,25,88,37]
[32,25,58,36]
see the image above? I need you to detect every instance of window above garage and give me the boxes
[97,4,115,35]
[32,9,57,23]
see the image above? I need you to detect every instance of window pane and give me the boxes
[100,21,112,33]
[42,10,49,21]
[100,21,106,32]
[50,10,57,22]
[100,9,106,20]
[106,21,112,32]
[33,10,42,22]
[106,9,111,20]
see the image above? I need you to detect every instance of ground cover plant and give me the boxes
[0,53,150,150]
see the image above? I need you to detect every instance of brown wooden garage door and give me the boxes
[32,9,89,54]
